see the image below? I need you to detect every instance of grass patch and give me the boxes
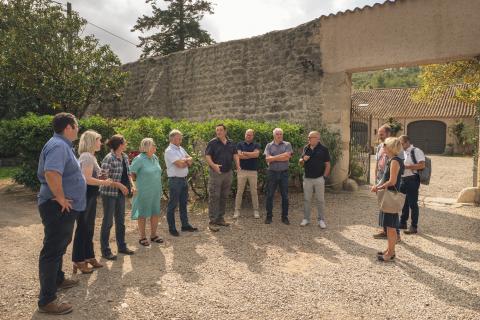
[0,167,19,179]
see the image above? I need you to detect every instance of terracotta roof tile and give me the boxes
[352,85,477,119]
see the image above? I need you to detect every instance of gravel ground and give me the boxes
[0,180,479,320]
[370,155,473,199]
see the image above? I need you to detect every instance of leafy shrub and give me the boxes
[0,115,343,196]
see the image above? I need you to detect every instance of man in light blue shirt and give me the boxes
[164,129,198,236]
[36,113,86,315]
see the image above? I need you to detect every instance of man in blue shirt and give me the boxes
[234,129,261,219]
[37,113,86,315]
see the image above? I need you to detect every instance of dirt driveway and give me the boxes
[371,155,473,199]
[0,179,479,320]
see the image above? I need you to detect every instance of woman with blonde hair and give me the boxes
[371,137,405,262]
[129,138,163,246]
[72,130,113,273]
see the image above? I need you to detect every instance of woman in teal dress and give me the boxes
[130,138,163,246]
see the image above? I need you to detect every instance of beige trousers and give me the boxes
[234,170,259,211]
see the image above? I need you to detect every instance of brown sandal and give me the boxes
[86,258,103,268]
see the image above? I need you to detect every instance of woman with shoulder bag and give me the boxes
[371,137,405,262]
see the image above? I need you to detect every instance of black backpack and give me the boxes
[411,147,431,185]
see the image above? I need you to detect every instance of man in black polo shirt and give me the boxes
[205,124,240,229]
[299,131,331,228]
[234,129,261,219]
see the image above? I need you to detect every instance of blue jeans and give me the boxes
[167,177,190,232]
[266,170,289,218]
[100,194,127,255]
[400,175,420,228]
[38,200,79,307]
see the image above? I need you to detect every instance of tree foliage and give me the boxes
[0,0,128,119]
[352,67,421,90]
[413,59,480,105]
[132,0,215,57]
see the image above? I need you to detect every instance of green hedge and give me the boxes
[0,114,342,195]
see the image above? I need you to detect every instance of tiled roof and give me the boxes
[322,0,398,19]
[352,86,477,119]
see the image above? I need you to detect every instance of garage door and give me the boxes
[407,120,446,154]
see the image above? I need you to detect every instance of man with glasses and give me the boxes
[299,131,331,228]
[264,128,293,225]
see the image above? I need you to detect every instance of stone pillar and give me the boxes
[320,72,351,190]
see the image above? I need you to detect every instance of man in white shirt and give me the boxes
[399,135,426,234]
[164,129,198,236]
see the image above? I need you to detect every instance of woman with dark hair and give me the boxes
[99,134,136,260]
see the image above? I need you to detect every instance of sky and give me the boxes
[61,0,385,63]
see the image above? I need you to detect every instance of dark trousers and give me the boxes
[100,194,126,255]
[72,194,97,262]
[266,170,289,218]
[400,175,420,228]
[167,177,190,232]
[38,200,79,307]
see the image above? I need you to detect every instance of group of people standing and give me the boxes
[36,113,332,314]
[205,124,331,230]
[371,124,426,262]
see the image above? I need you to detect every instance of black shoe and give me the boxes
[118,248,134,255]
[399,223,408,230]
[102,252,117,260]
[169,229,180,236]
[181,225,198,232]
[281,217,290,225]
[264,217,272,224]
[404,227,418,234]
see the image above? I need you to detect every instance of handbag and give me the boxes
[376,187,405,214]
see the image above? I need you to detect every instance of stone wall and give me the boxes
[89,21,325,128]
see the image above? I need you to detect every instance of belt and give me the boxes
[402,175,419,180]
[169,176,187,179]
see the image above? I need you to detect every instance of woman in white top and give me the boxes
[72,130,115,273]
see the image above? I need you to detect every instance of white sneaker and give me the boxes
[300,219,310,226]
[253,211,260,219]
[233,211,240,219]
[318,220,327,229]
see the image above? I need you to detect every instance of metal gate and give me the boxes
[350,107,372,184]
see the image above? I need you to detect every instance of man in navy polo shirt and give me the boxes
[234,129,261,219]
[299,131,331,228]
[264,127,293,225]
[205,124,240,230]
[36,113,86,315]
